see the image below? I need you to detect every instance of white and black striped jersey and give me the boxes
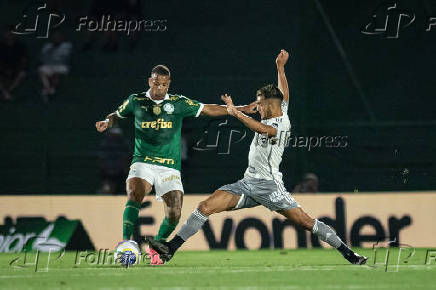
[244,100,291,182]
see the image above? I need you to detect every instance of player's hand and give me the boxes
[245,101,258,114]
[95,120,109,132]
[275,49,289,67]
[221,94,238,117]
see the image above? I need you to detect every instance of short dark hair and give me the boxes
[151,65,170,78]
[258,84,283,101]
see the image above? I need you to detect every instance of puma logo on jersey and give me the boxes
[119,99,129,112]
[184,98,198,106]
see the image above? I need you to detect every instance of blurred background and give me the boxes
[0,0,435,195]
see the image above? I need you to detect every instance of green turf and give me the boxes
[0,248,435,289]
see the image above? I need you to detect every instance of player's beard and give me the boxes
[150,90,166,100]
[260,105,273,120]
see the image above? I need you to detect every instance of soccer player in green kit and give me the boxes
[95,65,255,265]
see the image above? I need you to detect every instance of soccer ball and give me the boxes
[114,240,141,267]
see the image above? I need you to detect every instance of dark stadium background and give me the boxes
[1,0,435,195]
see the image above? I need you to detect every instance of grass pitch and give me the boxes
[0,248,435,289]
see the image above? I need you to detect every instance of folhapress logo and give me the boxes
[362,2,415,38]
[11,1,167,39]
[12,2,65,39]
[362,2,436,38]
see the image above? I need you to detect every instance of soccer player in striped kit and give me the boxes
[146,50,367,265]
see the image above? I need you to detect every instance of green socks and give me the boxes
[122,200,141,240]
[155,217,178,242]
[122,201,178,242]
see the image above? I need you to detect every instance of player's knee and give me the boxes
[289,209,314,231]
[290,214,313,231]
[302,218,315,231]
[198,200,213,216]
[167,207,181,223]
[126,186,144,203]
[127,192,142,204]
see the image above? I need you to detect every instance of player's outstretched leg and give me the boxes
[123,178,151,240]
[279,207,367,265]
[146,190,240,262]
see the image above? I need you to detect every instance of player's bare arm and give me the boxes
[221,94,277,137]
[95,112,118,132]
[276,49,289,103]
[200,102,257,117]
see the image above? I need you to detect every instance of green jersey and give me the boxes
[116,91,203,171]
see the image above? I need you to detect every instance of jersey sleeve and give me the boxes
[116,94,135,118]
[180,96,204,118]
[281,100,289,114]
